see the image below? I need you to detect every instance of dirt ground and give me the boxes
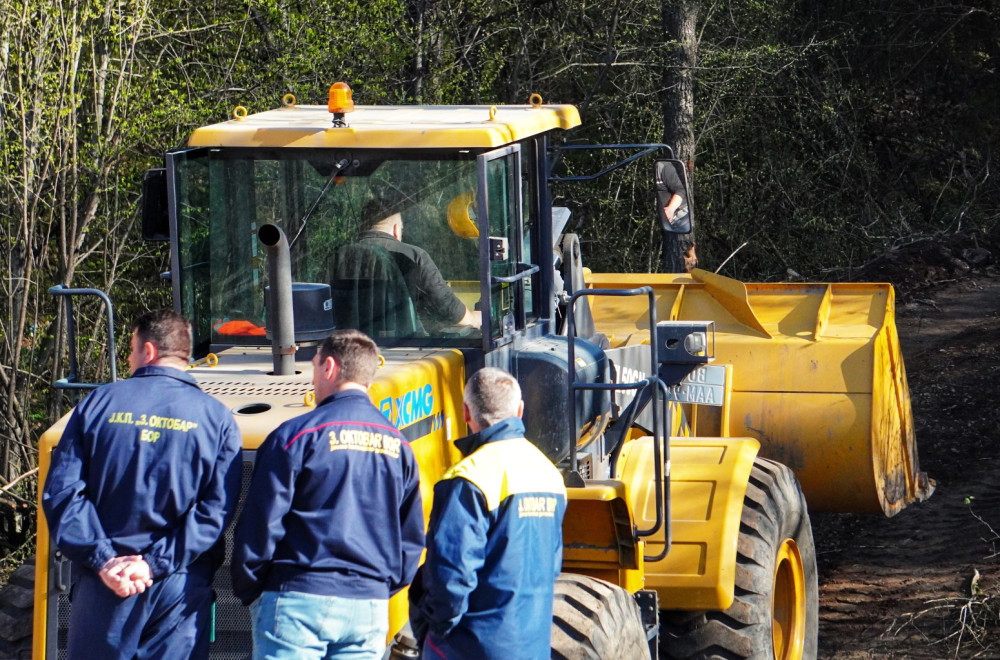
[814,232,1000,659]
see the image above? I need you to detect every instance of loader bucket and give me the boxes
[587,269,933,516]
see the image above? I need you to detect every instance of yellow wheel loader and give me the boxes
[32,85,932,660]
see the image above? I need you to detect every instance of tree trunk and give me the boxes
[407,0,428,101]
[661,1,699,273]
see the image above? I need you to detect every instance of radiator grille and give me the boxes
[50,455,257,659]
[198,382,312,397]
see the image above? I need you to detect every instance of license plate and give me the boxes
[663,365,726,406]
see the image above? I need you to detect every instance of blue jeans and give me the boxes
[251,590,389,660]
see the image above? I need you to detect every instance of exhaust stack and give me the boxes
[258,224,296,375]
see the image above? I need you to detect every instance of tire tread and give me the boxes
[659,459,819,659]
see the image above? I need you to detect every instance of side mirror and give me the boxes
[141,168,170,241]
[654,159,692,234]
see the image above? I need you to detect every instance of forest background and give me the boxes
[1,0,998,569]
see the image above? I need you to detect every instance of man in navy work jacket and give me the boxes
[42,309,243,660]
[409,367,567,659]
[232,328,424,660]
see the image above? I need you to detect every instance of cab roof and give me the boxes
[187,103,582,150]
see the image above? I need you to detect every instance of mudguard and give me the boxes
[617,436,760,610]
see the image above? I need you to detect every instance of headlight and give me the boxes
[684,331,707,356]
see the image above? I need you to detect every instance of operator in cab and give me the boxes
[338,194,481,333]
[409,368,567,659]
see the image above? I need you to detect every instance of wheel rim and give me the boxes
[772,538,806,660]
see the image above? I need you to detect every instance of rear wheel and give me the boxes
[551,573,648,660]
[0,556,35,658]
[660,458,818,659]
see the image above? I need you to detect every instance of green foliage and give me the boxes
[691,0,1000,279]
[1,0,998,494]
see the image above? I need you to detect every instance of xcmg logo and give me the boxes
[379,384,435,427]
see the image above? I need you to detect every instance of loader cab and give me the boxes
[144,106,568,359]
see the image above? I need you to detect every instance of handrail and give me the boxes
[49,285,117,391]
[492,264,540,284]
[566,286,671,562]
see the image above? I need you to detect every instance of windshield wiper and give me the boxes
[288,157,350,248]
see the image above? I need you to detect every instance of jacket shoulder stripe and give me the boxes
[444,439,566,511]
[284,420,406,450]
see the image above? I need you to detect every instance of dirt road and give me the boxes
[815,274,1000,659]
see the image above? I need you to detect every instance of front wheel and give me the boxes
[551,573,649,660]
[660,458,819,659]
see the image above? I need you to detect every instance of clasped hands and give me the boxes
[99,555,153,598]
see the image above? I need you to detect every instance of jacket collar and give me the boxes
[359,230,394,241]
[455,417,525,457]
[317,388,370,408]
[130,364,198,386]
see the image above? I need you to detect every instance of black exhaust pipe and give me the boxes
[258,224,296,375]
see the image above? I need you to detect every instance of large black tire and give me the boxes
[0,556,35,658]
[551,573,649,660]
[660,458,819,660]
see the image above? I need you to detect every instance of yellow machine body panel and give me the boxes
[187,104,581,150]
[561,481,645,594]
[446,280,481,310]
[366,349,468,635]
[32,347,467,658]
[616,437,760,609]
[33,419,68,660]
[587,269,928,516]
[31,92,925,658]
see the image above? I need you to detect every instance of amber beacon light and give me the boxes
[328,82,355,127]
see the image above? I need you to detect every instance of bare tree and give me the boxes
[0,0,155,486]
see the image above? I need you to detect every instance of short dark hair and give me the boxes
[318,329,380,386]
[360,189,407,232]
[132,309,192,362]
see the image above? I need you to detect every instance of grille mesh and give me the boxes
[52,456,257,659]
[198,381,312,397]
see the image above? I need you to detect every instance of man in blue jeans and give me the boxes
[43,309,242,660]
[232,329,424,660]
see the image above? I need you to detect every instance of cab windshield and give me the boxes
[171,148,483,352]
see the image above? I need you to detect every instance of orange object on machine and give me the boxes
[217,320,266,336]
[328,82,354,115]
